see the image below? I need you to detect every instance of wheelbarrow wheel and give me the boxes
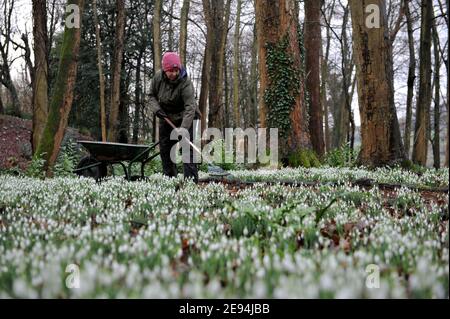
[75,156,107,181]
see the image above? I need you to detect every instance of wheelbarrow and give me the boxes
[73,118,231,182]
[73,140,160,181]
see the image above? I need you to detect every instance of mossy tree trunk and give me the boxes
[179,0,190,66]
[255,0,312,162]
[349,0,405,167]
[31,0,49,154]
[35,0,85,176]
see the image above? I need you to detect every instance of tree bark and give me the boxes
[107,0,126,142]
[403,0,415,158]
[179,0,190,65]
[232,0,242,127]
[412,0,433,166]
[446,91,449,167]
[199,0,213,132]
[207,0,231,130]
[167,0,176,51]
[92,0,107,142]
[254,0,267,129]
[255,0,311,159]
[153,0,162,72]
[133,50,144,144]
[31,0,49,153]
[305,0,324,157]
[349,0,405,167]
[320,0,335,152]
[249,24,258,128]
[152,0,162,143]
[0,0,21,117]
[0,86,4,114]
[327,3,352,150]
[224,54,230,129]
[199,42,211,133]
[341,4,355,151]
[35,0,85,176]
[20,32,34,86]
[432,18,440,169]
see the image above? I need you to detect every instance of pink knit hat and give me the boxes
[162,52,181,72]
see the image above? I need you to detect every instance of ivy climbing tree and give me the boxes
[255,0,314,165]
[265,36,300,138]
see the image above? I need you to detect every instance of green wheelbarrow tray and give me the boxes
[74,140,160,181]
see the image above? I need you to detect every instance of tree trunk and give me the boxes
[35,0,85,176]
[153,0,162,73]
[305,0,324,157]
[349,0,405,167]
[152,0,162,143]
[31,0,49,154]
[92,0,107,142]
[328,2,352,151]
[118,64,129,144]
[199,42,211,133]
[249,24,258,128]
[0,86,4,114]
[446,92,449,167]
[321,0,335,152]
[232,0,242,128]
[0,0,21,117]
[107,0,126,142]
[133,51,143,144]
[412,0,433,166]
[224,55,230,129]
[432,18,440,169]
[179,0,190,66]
[340,4,354,151]
[167,0,176,51]
[255,0,311,160]
[254,0,267,129]
[403,0,415,158]
[21,33,34,87]
[207,0,231,131]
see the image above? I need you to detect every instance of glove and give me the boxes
[155,109,168,119]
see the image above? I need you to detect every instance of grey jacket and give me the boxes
[148,68,200,129]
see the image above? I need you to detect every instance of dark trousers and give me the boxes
[159,119,198,183]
